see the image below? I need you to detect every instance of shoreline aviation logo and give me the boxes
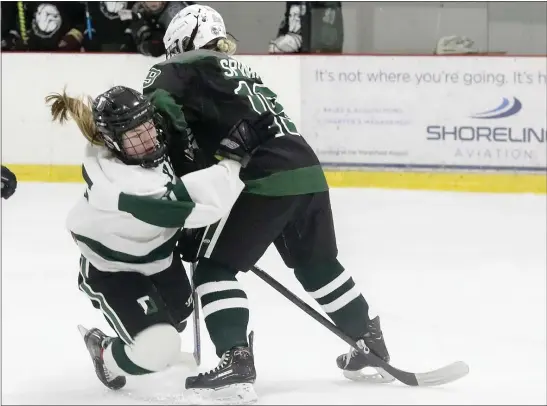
[426,96,545,144]
[469,97,522,120]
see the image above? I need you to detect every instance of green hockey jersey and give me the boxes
[142,49,328,196]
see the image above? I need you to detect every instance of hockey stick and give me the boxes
[250,265,469,387]
[189,261,202,366]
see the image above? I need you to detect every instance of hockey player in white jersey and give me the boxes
[45,86,275,391]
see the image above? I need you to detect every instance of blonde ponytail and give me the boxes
[216,38,237,55]
[45,89,103,146]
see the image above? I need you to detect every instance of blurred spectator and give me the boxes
[269,1,343,54]
[123,1,192,57]
[1,1,86,51]
[1,1,192,55]
[81,2,136,52]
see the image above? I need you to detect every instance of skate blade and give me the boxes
[343,367,396,383]
[184,383,258,405]
[77,324,89,339]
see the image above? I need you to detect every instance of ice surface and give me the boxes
[2,183,545,404]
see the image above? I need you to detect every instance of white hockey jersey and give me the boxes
[67,144,244,275]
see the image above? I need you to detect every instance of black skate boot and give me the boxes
[184,331,257,405]
[336,316,394,383]
[78,325,126,390]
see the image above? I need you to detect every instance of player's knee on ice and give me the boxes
[125,324,181,371]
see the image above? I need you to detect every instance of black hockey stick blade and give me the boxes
[251,265,469,387]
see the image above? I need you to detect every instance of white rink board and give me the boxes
[0,53,301,165]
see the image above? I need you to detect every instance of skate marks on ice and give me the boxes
[184,383,258,405]
[0,368,188,406]
[114,363,197,405]
[2,373,469,406]
[254,374,469,405]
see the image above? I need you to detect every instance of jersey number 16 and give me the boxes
[234,81,300,137]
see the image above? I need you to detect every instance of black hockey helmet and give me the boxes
[92,86,167,168]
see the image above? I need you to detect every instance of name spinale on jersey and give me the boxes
[220,58,261,81]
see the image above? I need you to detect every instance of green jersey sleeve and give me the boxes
[142,62,191,135]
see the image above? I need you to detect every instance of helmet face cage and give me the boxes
[93,86,167,168]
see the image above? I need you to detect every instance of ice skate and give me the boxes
[78,325,127,390]
[184,331,257,405]
[336,316,395,383]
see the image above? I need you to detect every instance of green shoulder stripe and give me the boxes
[118,182,195,228]
[243,165,329,196]
[73,230,180,264]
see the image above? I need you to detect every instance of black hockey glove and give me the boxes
[215,111,277,168]
[177,227,206,263]
[1,165,17,200]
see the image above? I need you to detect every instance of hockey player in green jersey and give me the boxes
[46,85,275,392]
[142,5,392,404]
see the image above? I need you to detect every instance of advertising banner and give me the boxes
[300,56,547,171]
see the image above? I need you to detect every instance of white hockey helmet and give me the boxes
[163,5,229,58]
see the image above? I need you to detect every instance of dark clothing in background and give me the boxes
[277,1,344,53]
[1,1,192,55]
[124,1,192,57]
[1,1,85,51]
[81,1,136,52]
